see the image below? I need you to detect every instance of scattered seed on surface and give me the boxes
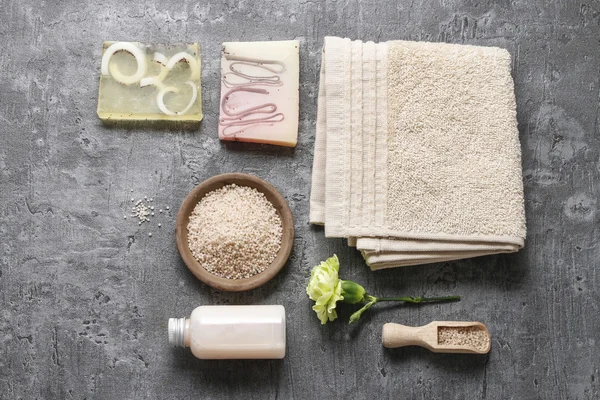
[151,212,154,216]
[131,198,134,202]
[158,223,162,227]
[187,184,283,280]
[132,201,150,223]
[149,232,152,237]
[124,216,127,219]
[438,326,490,351]
[159,209,163,213]
[150,206,154,210]
[166,206,170,210]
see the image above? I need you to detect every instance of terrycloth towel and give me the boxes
[310,37,526,270]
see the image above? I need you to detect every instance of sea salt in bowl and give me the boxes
[176,173,294,292]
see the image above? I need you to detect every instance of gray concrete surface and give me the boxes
[1,0,599,399]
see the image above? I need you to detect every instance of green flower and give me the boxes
[306,255,344,324]
[307,254,461,324]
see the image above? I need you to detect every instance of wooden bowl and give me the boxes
[175,173,294,292]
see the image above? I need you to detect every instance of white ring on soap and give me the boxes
[156,81,197,116]
[166,52,200,80]
[101,42,147,85]
[140,52,169,88]
[140,66,168,88]
[153,52,169,66]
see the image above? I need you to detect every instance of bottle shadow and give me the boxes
[171,347,286,388]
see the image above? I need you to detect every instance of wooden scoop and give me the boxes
[382,321,491,354]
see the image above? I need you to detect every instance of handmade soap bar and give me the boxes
[218,40,299,147]
[97,41,202,121]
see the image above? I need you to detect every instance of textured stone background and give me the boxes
[1,0,599,399]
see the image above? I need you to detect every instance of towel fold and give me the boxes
[310,37,526,270]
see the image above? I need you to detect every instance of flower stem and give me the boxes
[348,295,460,324]
[375,295,460,303]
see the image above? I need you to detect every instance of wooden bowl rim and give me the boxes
[175,173,294,292]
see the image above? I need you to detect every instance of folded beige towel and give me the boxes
[310,37,526,270]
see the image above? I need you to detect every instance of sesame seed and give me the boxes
[158,223,162,227]
[166,206,170,210]
[149,232,152,237]
[124,216,127,219]
[132,201,150,223]
[187,184,282,280]
[438,326,490,351]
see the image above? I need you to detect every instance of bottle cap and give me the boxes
[168,318,186,347]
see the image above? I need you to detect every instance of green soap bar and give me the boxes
[97,41,202,122]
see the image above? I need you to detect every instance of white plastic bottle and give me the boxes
[168,305,286,359]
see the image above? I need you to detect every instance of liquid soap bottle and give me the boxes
[168,305,286,359]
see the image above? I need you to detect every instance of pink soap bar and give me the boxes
[218,40,299,147]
